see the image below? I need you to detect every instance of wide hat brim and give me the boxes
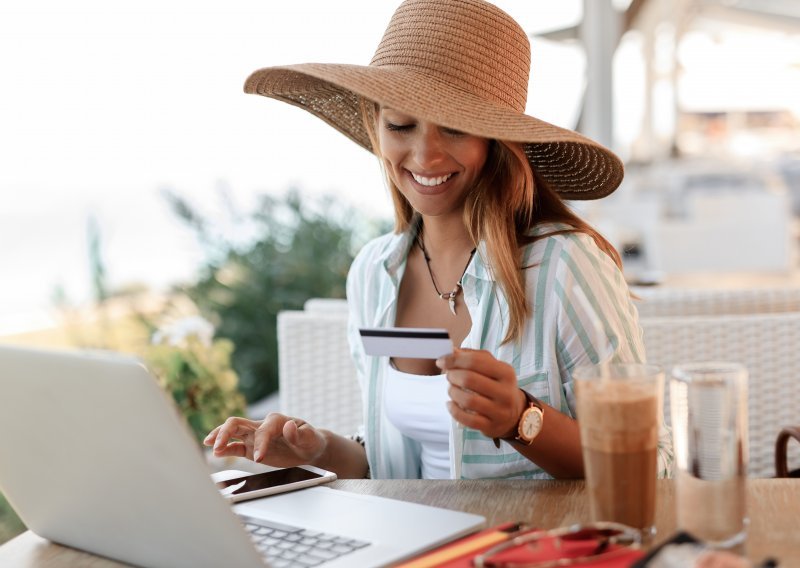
[245,62,624,200]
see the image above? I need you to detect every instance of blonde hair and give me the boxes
[360,100,621,344]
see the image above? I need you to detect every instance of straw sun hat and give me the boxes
[245,0,623,200]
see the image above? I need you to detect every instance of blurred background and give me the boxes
[2,0,799,544]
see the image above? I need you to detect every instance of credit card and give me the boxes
[359,327,453,359]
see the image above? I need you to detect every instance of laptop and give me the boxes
[0,345,484,568]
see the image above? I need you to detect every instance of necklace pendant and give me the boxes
[448,284,461,316]
[416,232,475,318]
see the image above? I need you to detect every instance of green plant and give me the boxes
[142,317,248,444]
[165,188,389,403]
[0,491,25,545]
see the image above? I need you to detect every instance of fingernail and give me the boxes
[435,358,444,368]
[253,451,261,462]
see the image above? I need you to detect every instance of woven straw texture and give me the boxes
[244,0,623,200]
[634,287,800,318]
[303,298,350,314]
[277,309,362,436]
[642,312,800,478]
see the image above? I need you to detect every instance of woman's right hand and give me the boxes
[203,413,327,467]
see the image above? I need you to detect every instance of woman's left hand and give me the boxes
[436,348,526,439]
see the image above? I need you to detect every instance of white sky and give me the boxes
[0,0,587,333]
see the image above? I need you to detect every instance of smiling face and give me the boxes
[376,108,490,219]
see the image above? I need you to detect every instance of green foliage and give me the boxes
[0,491,25,545]
[165,188,389,403]
[143,333,247,444]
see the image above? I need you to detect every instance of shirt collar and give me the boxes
[379,215,498,284]
[379,217,576,284]
[465,242,495,283]
[380,227,414,283]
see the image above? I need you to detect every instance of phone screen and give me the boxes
[215,467,323,496]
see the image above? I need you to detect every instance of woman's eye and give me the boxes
[443,128,465,136]
[385,122,413,132]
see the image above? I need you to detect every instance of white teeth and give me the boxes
[411,172,454,187]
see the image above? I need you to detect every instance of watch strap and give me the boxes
[492,389,543,448]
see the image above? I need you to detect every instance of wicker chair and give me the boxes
[641,312,800,478]
[633,286,800,318]
[302,298,349,314]
[276,308,362,436]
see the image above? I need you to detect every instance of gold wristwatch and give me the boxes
[494,390,544,448]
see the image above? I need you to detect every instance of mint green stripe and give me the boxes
[517,372,548,388]
[464,430,490,440]
[559,248,620,356]
[556,335,576,414]
[557,334,575,374]
[471,469,549,480]
[480,283,496,347]
[511,336,522,370]
[554,279,600,363]
[462,452,528,464]
[558,247,608,333]
[534,239,558,368]
[563,234,635,359]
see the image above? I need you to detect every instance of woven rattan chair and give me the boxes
[276,308,362,436]
[633,287,800,318]
[775,426,800,478]
[302,298,349,313]
[641,312,800,478]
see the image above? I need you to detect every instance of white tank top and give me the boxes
[383,363,452,479]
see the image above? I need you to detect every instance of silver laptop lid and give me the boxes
[0,345,264,568]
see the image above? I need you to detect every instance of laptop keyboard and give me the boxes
[239,514,372,567]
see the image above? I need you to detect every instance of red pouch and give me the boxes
[397,522,645,568]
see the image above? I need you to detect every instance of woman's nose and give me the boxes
[412,128,446,167]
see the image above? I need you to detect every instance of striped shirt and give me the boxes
[346,222,674,479]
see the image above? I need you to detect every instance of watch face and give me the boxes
[521,408,543,440]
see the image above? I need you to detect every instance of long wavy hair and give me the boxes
[360,100,622,344]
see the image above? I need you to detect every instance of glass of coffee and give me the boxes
[670,363,748,549]
[574,363,663,537]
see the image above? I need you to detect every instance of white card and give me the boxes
[359,327,453,359]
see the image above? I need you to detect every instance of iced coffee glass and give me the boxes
[670,363,748,549]
[574,363,663,537]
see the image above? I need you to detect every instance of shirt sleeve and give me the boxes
[549,232,674,477]
[551,232,645,397]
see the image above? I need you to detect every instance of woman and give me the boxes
[205,0,673,480]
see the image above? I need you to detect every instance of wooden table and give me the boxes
[1,479,796,566]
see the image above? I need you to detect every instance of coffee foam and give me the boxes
[576,380,660,453]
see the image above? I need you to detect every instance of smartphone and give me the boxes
[215,465,337,503]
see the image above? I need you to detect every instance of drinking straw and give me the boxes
[571,285,611,381]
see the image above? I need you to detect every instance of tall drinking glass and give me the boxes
[574,363,663,537]
[670,363,748,549]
